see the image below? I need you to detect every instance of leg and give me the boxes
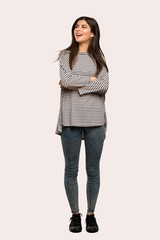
[84,126,105,213]
[61,126,82,214]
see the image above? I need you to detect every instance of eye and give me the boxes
[81,25,87,28]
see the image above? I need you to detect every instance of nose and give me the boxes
[75,26,81,31]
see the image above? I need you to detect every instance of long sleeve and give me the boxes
[59,53,90,89]
[55,52,109,135]
[78,67,109,95]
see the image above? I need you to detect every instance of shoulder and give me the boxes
[58,50,71,71]
[59,50,70,62]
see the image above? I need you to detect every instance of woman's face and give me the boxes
[74,20,94,44]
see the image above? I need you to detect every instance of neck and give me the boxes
[79,43,89,52]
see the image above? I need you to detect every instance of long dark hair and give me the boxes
[58,16,109,75]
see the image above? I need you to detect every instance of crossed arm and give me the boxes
[59,55,109,95]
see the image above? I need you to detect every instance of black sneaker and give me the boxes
[69,213,82,233]
[86,214,99,233]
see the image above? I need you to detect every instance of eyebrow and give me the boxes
[75,24,88,27]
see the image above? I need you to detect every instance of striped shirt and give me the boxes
[55,51,109,135]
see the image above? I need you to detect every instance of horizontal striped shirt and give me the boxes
[55,51,109,135]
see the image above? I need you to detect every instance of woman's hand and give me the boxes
[89,76,96,82]
[59,80,64,89]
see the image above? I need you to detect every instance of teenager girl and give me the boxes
[55,16,109,233]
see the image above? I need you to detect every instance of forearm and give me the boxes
[59,63,90,89]
[60,74,90,88]
[78,70,109,95]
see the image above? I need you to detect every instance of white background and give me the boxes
[0,0,160,239]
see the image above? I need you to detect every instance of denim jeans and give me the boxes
[61,126,106,214]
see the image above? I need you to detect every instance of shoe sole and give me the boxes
[86,227,99,233]
[69,227,82,233]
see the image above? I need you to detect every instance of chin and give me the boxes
[76,39,84,44]
[75,38,81,42]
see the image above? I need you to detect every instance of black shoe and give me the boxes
[86,214,99,233]
[69,213,82,233]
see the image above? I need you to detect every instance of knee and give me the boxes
[65,167,79,179]
[86,167,100,178]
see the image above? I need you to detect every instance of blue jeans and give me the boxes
[61,126,106,214]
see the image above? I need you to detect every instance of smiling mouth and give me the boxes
[76,33,83,37]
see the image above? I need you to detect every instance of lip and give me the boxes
[76,35,83,38]
[75,32,83,36]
